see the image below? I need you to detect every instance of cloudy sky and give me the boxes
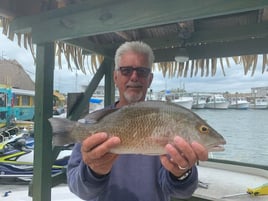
[0,29,267,94]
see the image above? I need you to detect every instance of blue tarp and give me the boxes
[89,98,103,104]
[165,90,171,94]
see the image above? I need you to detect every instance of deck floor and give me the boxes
[0,183,82,201]
[1,161,268,201]
[195,162,268,201]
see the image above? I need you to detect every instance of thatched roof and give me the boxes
[1,1,268,77]
[0,59,35,90]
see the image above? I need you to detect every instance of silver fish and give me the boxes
[49,101,226,155]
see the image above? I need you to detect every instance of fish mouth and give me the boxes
[207,140,226,152]
[208,145,225,152]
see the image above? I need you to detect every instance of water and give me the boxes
[193,109,268,166]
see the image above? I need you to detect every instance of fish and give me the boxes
[49,100,226,155]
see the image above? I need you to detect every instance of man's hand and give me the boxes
[160,136,208,178]
[81,132,121,176]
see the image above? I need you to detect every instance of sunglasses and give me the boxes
[118,66,151,77]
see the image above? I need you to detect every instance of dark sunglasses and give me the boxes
[118,66,151,77]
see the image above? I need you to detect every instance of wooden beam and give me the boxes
[32,43,54,201]
[104,58,115,106]
[9,0,268,44]
[188,37,268,58]
[154,37,268,62]
[187,21,268,45]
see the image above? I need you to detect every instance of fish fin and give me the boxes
[84,108,119,123]
[48,118,77,146]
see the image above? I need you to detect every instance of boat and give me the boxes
[228,97,250,109]
[192,96,207,109]
[249,97,268,109]
[205,94,229,109]
[162,94,193,109]
[170,96,193,109]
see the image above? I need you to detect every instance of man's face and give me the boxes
[114,51,153,106]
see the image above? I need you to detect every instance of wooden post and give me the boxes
[32,43,54,201]
[104,58,115,106]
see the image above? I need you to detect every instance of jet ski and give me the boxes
[0,127,71,179]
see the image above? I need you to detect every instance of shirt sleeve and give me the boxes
[158,165,198,199]
[67,143,110,200]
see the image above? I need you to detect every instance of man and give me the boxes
[67,41,208,201]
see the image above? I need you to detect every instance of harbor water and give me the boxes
[193,109,268,166]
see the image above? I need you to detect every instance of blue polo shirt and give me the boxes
[66,103,198,201]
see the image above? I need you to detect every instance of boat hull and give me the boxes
[205,102,229,109]
[171,97,193,110]
[228,102,250,109]
[250,104,268,109]
[192,103,205,109]
[192,99,206,109]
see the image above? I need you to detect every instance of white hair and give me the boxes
[114,41,155,70]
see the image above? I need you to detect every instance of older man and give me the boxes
[67,41,208,201]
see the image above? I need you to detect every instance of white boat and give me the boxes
[250,97,268,109]
[192,96,207,109]
[171,96,193,110]
[162,94,193,109]
[228,97,250,109]
[205,94,229,109]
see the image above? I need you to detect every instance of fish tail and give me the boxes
[48,117,77,146]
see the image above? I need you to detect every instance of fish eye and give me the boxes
[199,125,209,134]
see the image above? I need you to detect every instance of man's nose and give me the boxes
[129,70,139,81]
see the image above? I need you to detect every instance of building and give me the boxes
[251,86,268,97]
[0,59,34,90]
